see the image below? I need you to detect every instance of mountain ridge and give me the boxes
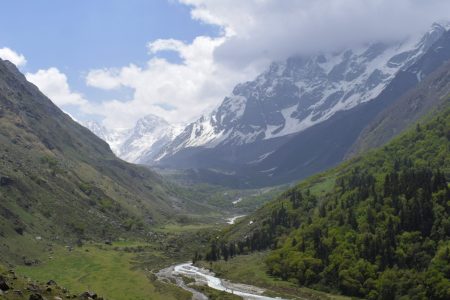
[155,23,447,161]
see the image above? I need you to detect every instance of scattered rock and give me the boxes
[29,293,44,300]
[27,283,40,292]
[80,291,98,299]
[0,275,10,291]
[23,258,39,266]
[47,279,57,286]
[54,297,63,300]
[0,176,13,186]
[14,226,24,235]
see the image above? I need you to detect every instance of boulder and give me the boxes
[80,291,98,299]
[14,226,24,235]
[47,279,57,286]
[0,275,10,291]
[0,176,13,186]
[27,283,40,292]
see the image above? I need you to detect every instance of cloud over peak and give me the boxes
[181,0,450,68]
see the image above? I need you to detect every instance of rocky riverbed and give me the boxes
[157,262,286,300]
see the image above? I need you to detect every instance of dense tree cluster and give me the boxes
[266,166,449,299]
[203,189,317,260]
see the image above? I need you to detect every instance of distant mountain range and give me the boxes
[82,23,450,187]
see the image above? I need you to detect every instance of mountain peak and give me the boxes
[81,114,182,164]
[139,114,168,124]
[134,114,169,132]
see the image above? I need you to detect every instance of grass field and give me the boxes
[16,243,191,300]
[155,222,219,233]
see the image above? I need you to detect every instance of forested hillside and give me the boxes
[202,98,450,299]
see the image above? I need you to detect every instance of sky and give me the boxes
[0,0,449,129]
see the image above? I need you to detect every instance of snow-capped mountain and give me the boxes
[82,120,129,154]
[82,115,182,163]
[118,115,183,163]
[150,23,450,187]
[156,23,447,161]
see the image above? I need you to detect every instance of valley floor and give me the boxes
[9,234,354,300]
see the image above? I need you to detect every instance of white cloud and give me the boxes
[0,47,27,67]
[180,0,450,68]
[85,35,259,128]
[26,68,89,107]
[148,39,187,54]
[86,68,122,90]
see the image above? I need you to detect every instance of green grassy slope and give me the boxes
[0,58,213,264]
[15,243,191,300]
[0,262,98,299]
[202,97,450,299]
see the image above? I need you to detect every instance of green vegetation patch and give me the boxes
[16,245,191,300]
[191,284,243,300]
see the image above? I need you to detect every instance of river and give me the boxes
[225,215,247,224]
[157,262,286,300]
